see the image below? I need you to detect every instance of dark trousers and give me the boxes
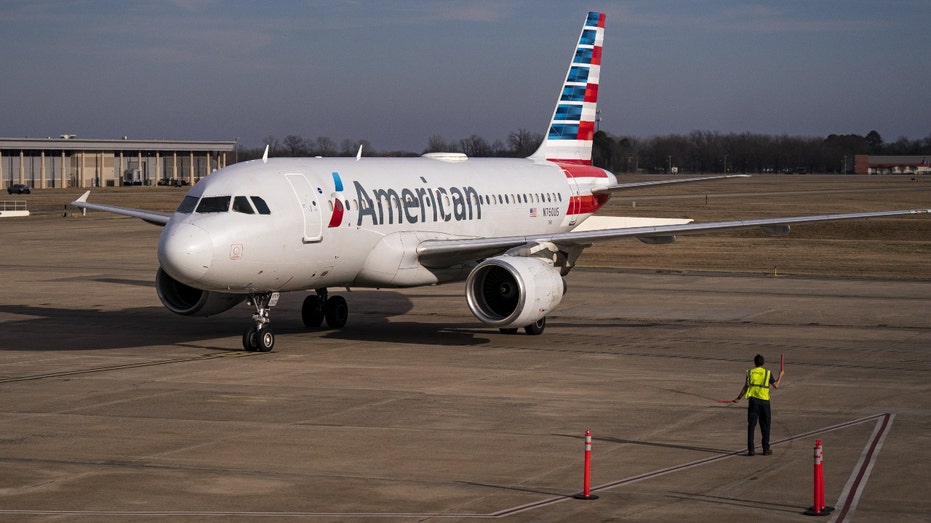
[747,397,772,452]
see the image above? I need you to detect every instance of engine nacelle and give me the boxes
[155,267,245,317]
[465,256,565,329]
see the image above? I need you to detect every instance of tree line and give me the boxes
[236,129,931,174]
[237,130,544,161]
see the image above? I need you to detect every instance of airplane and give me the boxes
[72,11,929,352]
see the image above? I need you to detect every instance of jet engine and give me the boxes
[465,256,565,329]
[155,267,245,317]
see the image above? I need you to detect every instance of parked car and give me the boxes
[7,183,31,194]
[157,178,188,187]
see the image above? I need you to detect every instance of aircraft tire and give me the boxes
[324,296,348,329]
[524,318,546,335]
[242,326,258,351]
[256,326,275,352]
[301,295,325,328]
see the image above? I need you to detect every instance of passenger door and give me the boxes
[285,173,323,243]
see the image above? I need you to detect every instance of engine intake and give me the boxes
[465,256,565,328]
[155,267,245,317]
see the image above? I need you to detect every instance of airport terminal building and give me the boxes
[1,137,237,189]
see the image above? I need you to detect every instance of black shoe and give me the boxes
[747,451,755,456]
[763,449,773,455]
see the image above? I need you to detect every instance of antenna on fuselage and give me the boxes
[262,144,269,164]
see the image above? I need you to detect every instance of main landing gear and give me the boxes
[498,317,546,335]
[300,288,348,329]
[241,288,349,352]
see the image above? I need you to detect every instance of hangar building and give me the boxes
[854,154,930,175]
[1,137,237,189]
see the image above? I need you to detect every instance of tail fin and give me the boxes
[530,11,605,165]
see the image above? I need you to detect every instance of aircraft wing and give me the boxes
[416,208,931,269]
[70,191,172,226]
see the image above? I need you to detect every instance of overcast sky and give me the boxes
[2,1,929,152]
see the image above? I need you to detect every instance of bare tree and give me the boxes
[311,136,337,156]
[425,134,457,153]
[283,135,309,156]
[507,129,542,157]
[458,135,492,157]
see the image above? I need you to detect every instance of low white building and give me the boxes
[1,137,236,189]
[854,155,931,175]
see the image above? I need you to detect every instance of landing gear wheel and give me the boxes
[255,326,274,352]
[242,326,258,351]
[301,295,325,328]
[499,327,519,334]
[324,295,348,329]
[524,318,546,335]
[242,325,275,352]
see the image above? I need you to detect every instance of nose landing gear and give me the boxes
[242,292,278,352]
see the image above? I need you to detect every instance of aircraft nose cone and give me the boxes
[158,223,213,283]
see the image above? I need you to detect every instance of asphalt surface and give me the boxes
[1,214,930,522]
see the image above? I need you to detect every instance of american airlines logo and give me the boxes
[353,181,483,226]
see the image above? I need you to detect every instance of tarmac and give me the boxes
[1,213,930,521]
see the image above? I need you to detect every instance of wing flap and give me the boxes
[570,215,693,232]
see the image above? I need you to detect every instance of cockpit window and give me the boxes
[196,196,231,213]
[250,196,271,215]
[232,196,254,214]
[176,195,199,214]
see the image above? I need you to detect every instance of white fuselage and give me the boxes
[157,156,615,293]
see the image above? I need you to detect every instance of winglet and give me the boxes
[530,11,605,165]
[262,144,269,164]
[356,144,363,161]
[74,190,91,204]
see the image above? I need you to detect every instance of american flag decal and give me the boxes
[529,207,537,217]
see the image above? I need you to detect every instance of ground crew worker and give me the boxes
[735,354,784,455]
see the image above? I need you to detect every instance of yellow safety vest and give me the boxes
[746,368,772,401]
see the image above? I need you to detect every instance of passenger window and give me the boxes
[232,196,254,214]
[196,196,231,213]
[250,196,271,215]
[176,195,198,213]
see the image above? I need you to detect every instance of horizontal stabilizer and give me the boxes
[592,174,750,194]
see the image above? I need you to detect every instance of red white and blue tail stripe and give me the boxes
[530,11,605,166]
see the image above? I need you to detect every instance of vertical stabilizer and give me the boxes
[530,11,605,165]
